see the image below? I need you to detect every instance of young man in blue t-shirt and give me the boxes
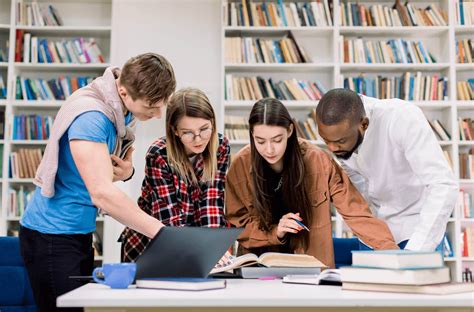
[19,53,176,312]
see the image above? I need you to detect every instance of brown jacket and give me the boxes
[225,140,398,268]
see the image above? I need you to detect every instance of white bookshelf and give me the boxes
[221,0,473,282]
[0,0,112,263]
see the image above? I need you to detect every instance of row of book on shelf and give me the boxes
[16,31,105,64]
[224,0,333,27]
[0,111,4,140]
[15,76,95,101]
[0,47,7,62]
[225,75,326,101]
[12,114,53,140]
[341,37,436,64]
[457,0,474,26]
[15,2,63,26]
[462,227,474,257]
[428,118,474,142]
[344,72,448,101]
[340,1,446,27]
[7,186,34,218]
[457,79,474,101]
[223,0,474,28]
[456,39,473,64]
[9,148,43,179]
[0,75,6,100]
[224,34,309,64]
[459,148,474,179]
[458,189,474,218]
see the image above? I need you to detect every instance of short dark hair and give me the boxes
[316,88,365,125]
[119,53,176,105]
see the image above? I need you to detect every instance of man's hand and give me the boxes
[111,147,134,182]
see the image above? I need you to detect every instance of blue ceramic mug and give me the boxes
[92,263,136,289]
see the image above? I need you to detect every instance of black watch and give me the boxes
[123,167,135,182]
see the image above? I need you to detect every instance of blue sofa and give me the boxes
[0,236,36,312]
[333,237,360,268]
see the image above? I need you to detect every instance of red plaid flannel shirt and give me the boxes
[121,134,230,262]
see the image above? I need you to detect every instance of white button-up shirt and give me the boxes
[338,95,459,251]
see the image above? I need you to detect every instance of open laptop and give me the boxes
[135,227,242,279]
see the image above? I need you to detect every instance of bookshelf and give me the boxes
[0,0,112,264]
[220,0,473,282]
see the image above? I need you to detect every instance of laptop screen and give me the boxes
[135,227,242,279]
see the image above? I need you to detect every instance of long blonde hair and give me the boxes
[165,88,218,185]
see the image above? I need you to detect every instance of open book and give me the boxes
[210,252,327,274]
[282,269,342,286]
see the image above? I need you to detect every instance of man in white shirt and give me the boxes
[315,88,458,251]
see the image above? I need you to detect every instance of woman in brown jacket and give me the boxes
[226,98,398,268]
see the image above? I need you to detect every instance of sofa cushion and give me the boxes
[0,237,24,266]
[0,266,26,305]
[333,238,360,268]
[0,305,36,312]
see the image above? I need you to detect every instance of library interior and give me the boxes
[0,0,473,311]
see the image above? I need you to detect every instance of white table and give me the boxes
[57,280,474,312]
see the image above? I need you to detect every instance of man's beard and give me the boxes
[335,131,364,160]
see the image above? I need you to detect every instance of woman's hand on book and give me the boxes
[215,250,234,268]
[276,213,304,238]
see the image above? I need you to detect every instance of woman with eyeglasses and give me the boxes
[121,87,230,262]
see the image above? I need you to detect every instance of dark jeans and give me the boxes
[19,226,94,312]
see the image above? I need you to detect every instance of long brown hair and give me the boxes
[249,98,312,250]
[165,88,218,184]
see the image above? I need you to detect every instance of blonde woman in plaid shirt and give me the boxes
[121,87,231,263]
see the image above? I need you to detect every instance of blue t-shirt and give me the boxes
[21,111,133,234]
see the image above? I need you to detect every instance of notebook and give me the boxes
[136,278,226,291]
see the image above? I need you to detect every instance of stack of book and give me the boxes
[341,250,474,295]
[210,252,326,279]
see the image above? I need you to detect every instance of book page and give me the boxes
[258,252,327,268]
[210,253,259,274]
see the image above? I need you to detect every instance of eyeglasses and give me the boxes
[179,127,213,143]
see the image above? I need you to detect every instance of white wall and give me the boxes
[104,0,222,262]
